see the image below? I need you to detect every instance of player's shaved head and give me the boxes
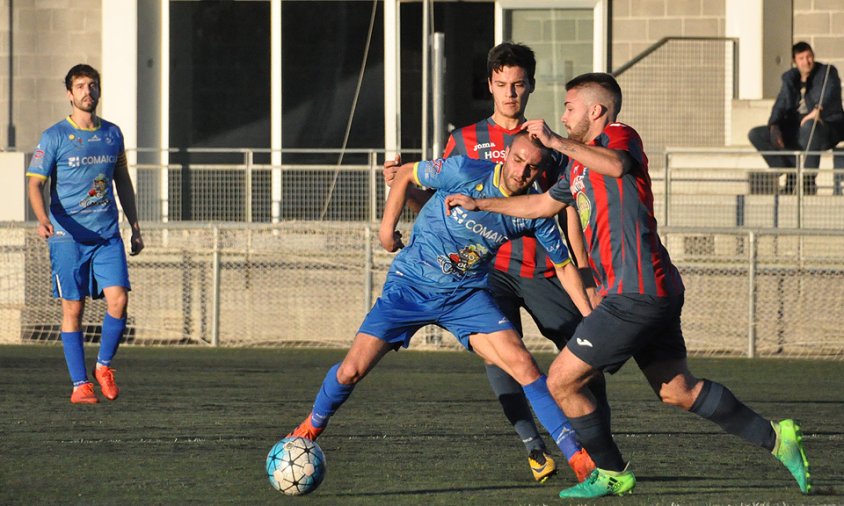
[565,72,622,118]
[511,130,552,166]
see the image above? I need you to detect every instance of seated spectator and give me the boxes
[748,41,844,194]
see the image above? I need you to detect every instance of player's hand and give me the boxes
[129,230,144,256]
[444,193,477,215]
[379,229,404,252]
[382,155,401,187]
[36,220,53,239]
[587,287,603,308]
[521,119,559,148]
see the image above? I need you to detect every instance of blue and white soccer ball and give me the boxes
[266,437,326,495]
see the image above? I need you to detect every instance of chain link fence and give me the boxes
[4,146,843,359]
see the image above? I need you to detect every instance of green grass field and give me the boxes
[1,345,842,505]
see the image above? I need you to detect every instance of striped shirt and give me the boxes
[443,117,564,278]
[549,122,684,297]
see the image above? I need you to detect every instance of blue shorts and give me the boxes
[567,293,686,374]
[358,276,515,350]
[49,235,131,300]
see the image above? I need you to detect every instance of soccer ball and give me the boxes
[266,437,326,495]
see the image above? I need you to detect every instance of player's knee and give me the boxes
[335,363,365,385]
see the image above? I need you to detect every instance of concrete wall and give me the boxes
[0,0,102,153]
[794,0,844,76]
[611,0,726,70]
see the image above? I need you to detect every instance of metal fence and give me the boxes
[4,146,844,359]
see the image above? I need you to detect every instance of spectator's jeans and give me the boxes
[748,121,844,193]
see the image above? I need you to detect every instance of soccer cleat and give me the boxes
[772,419,812,494]
[286,412,324,441]
[528,449,557,483]
[567,447,597,482]
[70,383,98,404]
[558,466,636,498]
[93,366,120,401]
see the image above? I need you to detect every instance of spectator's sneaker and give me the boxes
[70,383,98,404]
[558,466,636,498]
[93,366,120,401]
[567,448,597,482]
[528,449,557,483]
[286,412,324,441]
[772,419,812,494]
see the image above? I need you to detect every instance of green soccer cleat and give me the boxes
[772,419,812,494]
[558,466,636,498]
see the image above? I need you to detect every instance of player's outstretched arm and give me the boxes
[554,261,592,317]
[27,176,53,239]
[383,155,432,213]
[445,191,564,220]
[379,162,414,252]
[113,152,144,255]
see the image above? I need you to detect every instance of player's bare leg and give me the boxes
[288,333,393,441]
[470,330,595,482]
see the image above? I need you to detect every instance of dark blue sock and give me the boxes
[61,331,88,387]
[311,363,355,428]
[486,364,545,452]
[522,375,580,460]
[98,313,126,367]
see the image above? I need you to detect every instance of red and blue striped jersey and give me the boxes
[549,122,684,297]
[443,117,563,278]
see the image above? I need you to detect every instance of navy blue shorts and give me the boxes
[358,276,515,350]
[566,293,686,374]
[49,235,130,300]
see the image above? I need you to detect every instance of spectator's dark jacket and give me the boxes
[768,62,844,128]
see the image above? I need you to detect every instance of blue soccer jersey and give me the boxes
[388,156,572,292]
[26,117,125,242]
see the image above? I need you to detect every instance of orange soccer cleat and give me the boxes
[286,412,324,441]
[70,383,98,404]
[93,366,120,401]
[568,448,597,482]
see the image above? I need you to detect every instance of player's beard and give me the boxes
[565,114,590,143]
[74,95,99,113]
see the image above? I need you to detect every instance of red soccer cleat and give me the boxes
[286,412,324,441]
[70,383,98,404]
[568,448,597,482]
[93,366,120,401]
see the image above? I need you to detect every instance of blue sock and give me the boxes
[97,313,126,367]
[61,331,88,387]
[310,363,355,428]
[523,375,580,460]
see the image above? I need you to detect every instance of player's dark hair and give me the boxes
[64,64,100,91]
[512,130,552,166]
[791,41,813,60]
[487,42,536,90]
[565,72,623,116]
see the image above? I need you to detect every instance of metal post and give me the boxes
[747,230,757,358]
[364,223,373,315]
[211,226,221,347]
[245,150,253,223]
[663,151,671,226]
[369,151,378,223]
[421,0,430,160]
[272,152,282,223]
[432,32,445,157]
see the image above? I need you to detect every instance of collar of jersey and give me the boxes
[66,116,101,131]
[492,163,510,197]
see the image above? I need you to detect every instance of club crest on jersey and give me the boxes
[80,173,110,208]
[423,159,444,178]
[437,243,488,275]
[576,192,591,230]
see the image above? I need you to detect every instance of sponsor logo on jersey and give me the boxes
[89,135,101,143]
[80,173,110,208]
[473,142,496,152]
[448,207,509,246]
[484,149,506,160]
[69,154,118,168]
[33,149,45,159]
